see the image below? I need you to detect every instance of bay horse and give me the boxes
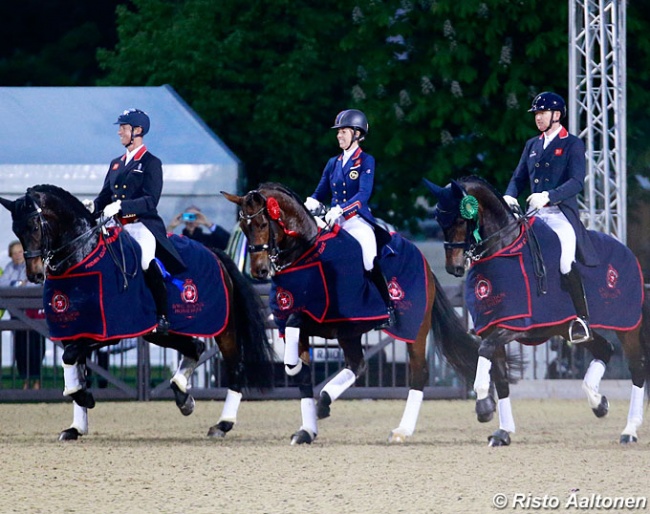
[424,175,650,445]
[0,185,275,441]
[223,182,479,444]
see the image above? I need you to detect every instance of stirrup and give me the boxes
[375,306,396,330]
[569,317,592,344]
[154,315,171,335]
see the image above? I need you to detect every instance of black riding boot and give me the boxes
[368,258,396,329]
[563,264,592,343]
[144,261,170,335]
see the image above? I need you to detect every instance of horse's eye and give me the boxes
[258,221,268,230]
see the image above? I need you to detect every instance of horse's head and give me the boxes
[423,176,517,277]
[222,183,318,279]
[0,185,97,283]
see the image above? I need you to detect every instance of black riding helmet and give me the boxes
[528,92,566,119]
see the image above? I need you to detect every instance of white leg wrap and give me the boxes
[497,397,516,433]
[300,397,318,436]
[63,363,83,396]
[623,385,645,437]
[170,355,198,393]
[321,368,356,402]
[283,327,300,366]
[219,389,242,423]
[396,389,424,437]
[582,359,606,409]
[474,356,492,400]
[71,401,89,435]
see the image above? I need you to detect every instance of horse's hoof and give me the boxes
[290,429,316,445]
[171,382,195,416]
[58,428,82,442]
[476,396,496,423]
[620,434,638,444]
[69,389,95,409]
[316,392,332,420]
[388,430,408,444]
[488,429,511,447]
[592,395,609,418]
[207,420,234,438]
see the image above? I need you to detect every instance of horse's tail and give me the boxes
[213,248,275,391]
[639,296,650,401]
[430,274,479,383]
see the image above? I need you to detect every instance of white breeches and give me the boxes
[535,206,576,274]
[123,222,156,269]
[340,215,376,271]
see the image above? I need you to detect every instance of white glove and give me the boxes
[325,205,344,225]
[102,200,122,218]
[82,199,95,213]
[304,196,321,212]
[503,195,519,210]
[527,191,550,211]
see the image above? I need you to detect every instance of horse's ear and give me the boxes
[0,196,15,213]
[421,178,447,200]
[221,191,243,206]
[450,180,467,199]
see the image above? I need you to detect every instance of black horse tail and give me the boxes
[639,296,650,401]
[430,275,479,383]
[212,248,275,391]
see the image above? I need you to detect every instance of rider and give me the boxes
[304,109,394,327]
[503,92,598,343]
[84,108,186,335]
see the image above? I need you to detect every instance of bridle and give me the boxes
[22,193,108,273]
[239,190,303,272]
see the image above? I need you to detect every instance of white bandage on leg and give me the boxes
[396,389,424,437]
[300,397,318,436]
[71,402,89,435]
[283,326,303,375]
[497,397,516,433]
[63,363,83,396]
[473,356,492,400]
[622,385,645,438]
[321,368,356,402]
[219,389,243,423]
[581,359,606,409]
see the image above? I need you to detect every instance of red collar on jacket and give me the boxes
[120,145,148,162]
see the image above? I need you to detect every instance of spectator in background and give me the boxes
[0,241,45,389]
[167,206,231,250]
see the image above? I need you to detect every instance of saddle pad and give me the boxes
[44,229,228,341]
[270,227,428,342]
[466,217,643,335]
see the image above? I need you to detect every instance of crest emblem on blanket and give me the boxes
[276,288,294,310]
[181,279,199,303]
[388,278,404,301]
[51,291,69,314]
[475,276,492,300]
[606,264,619,289]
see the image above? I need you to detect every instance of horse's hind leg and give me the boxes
[59,341,94,441]
[618,328,646,443]
[581,334,613,418]
[207,332,243,438]
[59,402,89,441]
[169,336,206,416]
[487,345,514,447]
[291,331,319,445]
[316,335,365,421]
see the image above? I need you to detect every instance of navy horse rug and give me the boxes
[270,226,428,342]
[466,217,644,337]
[43,228,228,341]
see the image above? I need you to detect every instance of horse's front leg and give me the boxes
[388,332,429,443]
[474,328,512,424]
[487,344,515,447]
[289,328,318,445]
[316,335,365,421]
[581,334,614,418]
[59,340,94,441]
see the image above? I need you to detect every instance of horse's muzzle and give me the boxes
[446,264,466,277]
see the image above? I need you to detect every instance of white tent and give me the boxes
[0,85,240,262]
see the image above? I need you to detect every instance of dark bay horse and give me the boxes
[0,185,274,440]
[223,182,479,444]
[424,175,650,445]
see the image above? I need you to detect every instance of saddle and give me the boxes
[465,217,643,337]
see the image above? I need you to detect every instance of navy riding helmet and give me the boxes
[331,109,369,136]
[528,92,566,119]
[114,108,150,136]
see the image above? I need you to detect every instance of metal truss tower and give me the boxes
[568,0,627,242]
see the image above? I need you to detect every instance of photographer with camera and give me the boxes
[167,206,230,251]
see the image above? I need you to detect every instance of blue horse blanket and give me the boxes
[43,228,228,341]
[466,217,644,337]
[270,226,428,342]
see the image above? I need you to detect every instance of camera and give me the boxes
[182,212,197,222]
